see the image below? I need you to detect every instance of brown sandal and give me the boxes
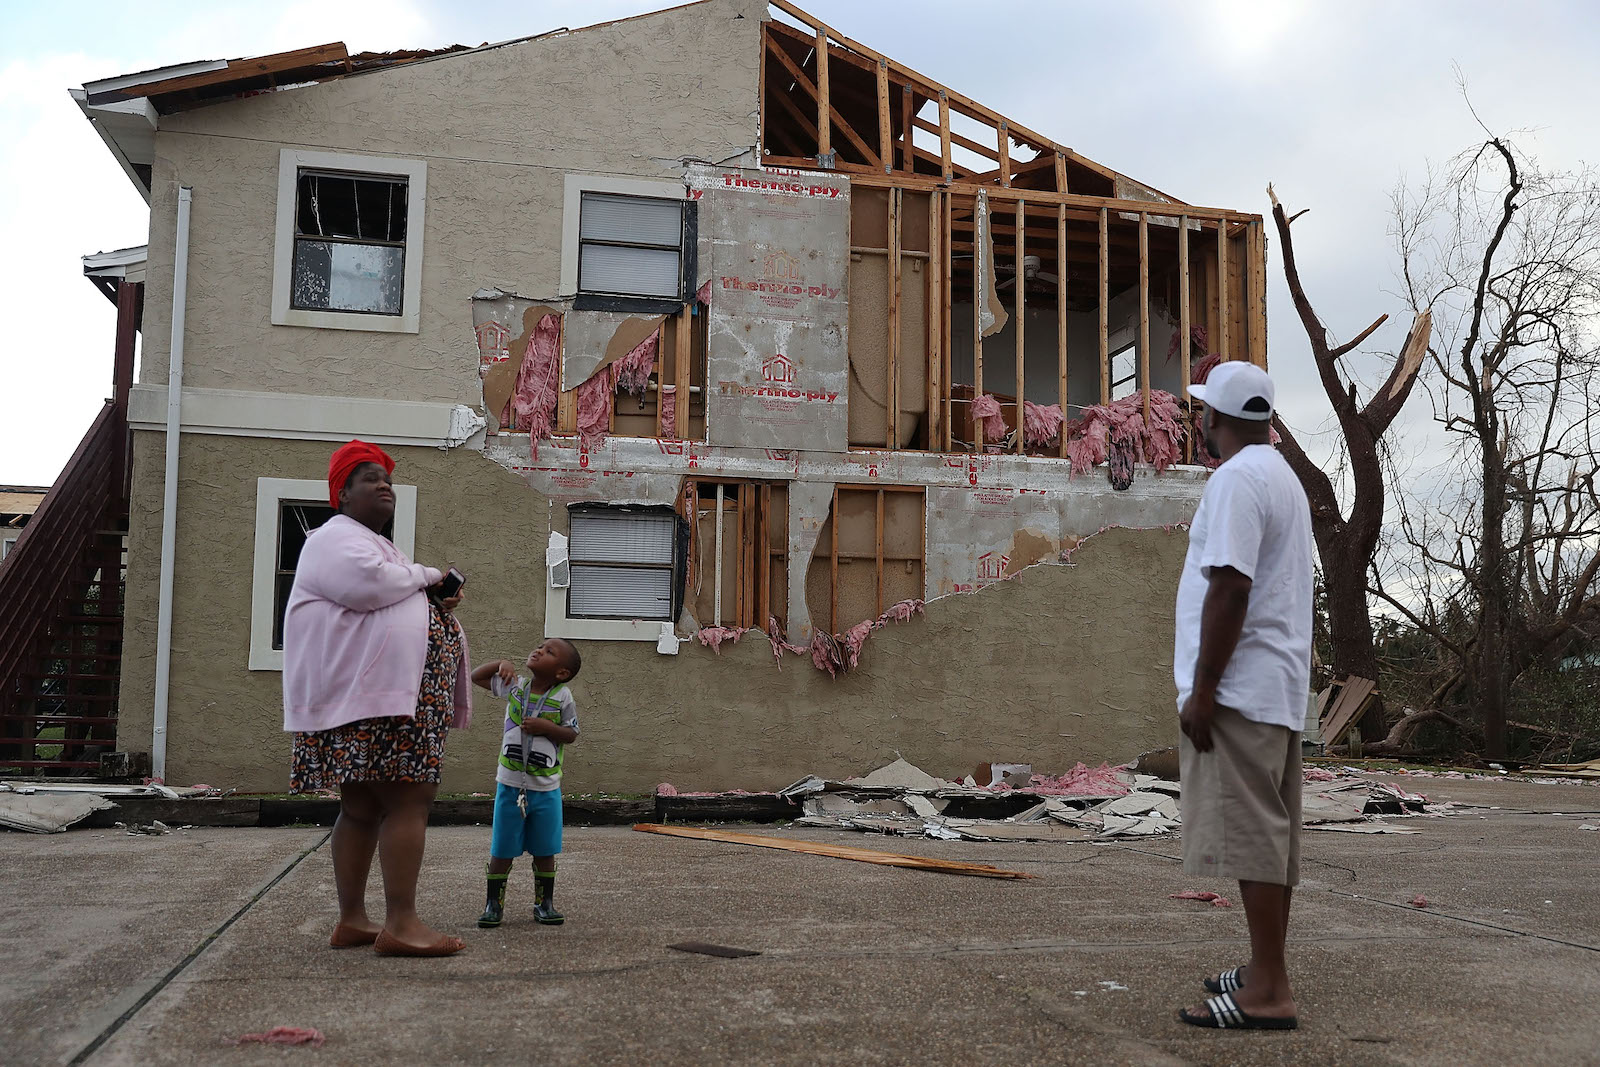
[329,924,381,949]
[373,930,465,957]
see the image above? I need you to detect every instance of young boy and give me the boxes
[471,638,581,928]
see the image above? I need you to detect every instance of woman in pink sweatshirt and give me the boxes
[283,440,472,957]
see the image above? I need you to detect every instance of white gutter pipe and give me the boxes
[151,186,192,783]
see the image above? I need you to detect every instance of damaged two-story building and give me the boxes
[21,0,1268,792]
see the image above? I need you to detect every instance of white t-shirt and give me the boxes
[1173,444,1314,730]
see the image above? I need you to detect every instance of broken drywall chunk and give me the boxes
[0,792,115,833]
[973,190,1009,338]
[845,758,947,792]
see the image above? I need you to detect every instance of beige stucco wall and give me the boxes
[136,0,765,402]
[119,430,1185,793]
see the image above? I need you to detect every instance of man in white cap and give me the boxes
[1173,361,1314,1031]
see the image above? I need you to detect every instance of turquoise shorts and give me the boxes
[490,782,563,859]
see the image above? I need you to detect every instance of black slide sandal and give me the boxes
[1204,965,1247,994]
[1179,992,1298,1030]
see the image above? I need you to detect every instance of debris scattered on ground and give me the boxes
[1170,890,1232,908]
[230,1026,325,1047]
[633,823,1035,879]
[1578,824,1599,832]
[668,941,762,959]
[1098,980,1130,992]
[119,820,179,836]
[0,792,117,834]
[1409,895,1430,908]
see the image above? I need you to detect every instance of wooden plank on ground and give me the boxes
[632,823,1036,879]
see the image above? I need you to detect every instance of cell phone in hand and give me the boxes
[435,567,466,599]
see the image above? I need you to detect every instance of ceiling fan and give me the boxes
[994,254,1058,291]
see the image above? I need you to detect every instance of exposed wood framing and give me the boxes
[768,0,1175,201]
[1217,220,1230,363]
[1247,219,1267,367]
[758,483,771,623]
[875,489,885,616]
[846,172,1243,221]
[900,85,914,173]
[1098,207,1109,405]
[927,190,944,450]
[1055,152,1068,195]
[913,114,995,162]
[1057,202,1068,459]
[998,121,1011,187]
[675,308,691,437]
[1139,212,1150,425]
[943,191,954,451]
[108,43,347,100]
[829,486,839,634]
[887,187,901,448]
[1178,214,1191,460]
[1014,197,1025,452]
[876,60,892,175]
[765,31,880,168]
[814,27,831,161]
[937,95,952,180]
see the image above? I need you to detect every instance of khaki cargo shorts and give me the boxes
[1179,704,1302,887]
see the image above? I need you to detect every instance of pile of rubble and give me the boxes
[777,758,1450,842]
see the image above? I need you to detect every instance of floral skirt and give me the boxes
[290,603,463,792]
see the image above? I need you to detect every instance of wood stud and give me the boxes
[814,27,831,162]
[1014,197,1025,452]
[876,60,892,175]
[1057,202,1068,459]
[887,187,901,449]
[1217,220,1230,364]
[1098,208,1109,405]
[1139,212,1150,426]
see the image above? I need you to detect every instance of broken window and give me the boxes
[578,193,690,304]
[290,170,409,315]
[270,501,395,649]
[566,505,684,621]
[806,486,925,635]
[1109,343,1138,402]
[683,480,789,631]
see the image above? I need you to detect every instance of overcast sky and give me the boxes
[2,0,1595,491]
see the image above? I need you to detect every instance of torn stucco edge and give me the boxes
[479,433,1210,496]
[127,384,485,449]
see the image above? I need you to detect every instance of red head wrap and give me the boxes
[328,440,396,508]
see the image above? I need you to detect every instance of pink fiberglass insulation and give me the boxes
[1409,894,1430,908]
[810,630,844,678]
[696,279,712,306]
[1190,352,1223,384]
[696,626,744,654]
[575,373,612,446]
[1028,762,1131,797]
[1305,767,1341,782]
[504,313,561,441]
[231,1027,326,1048]
[1167,324,1211,364]
[656,782,678,796]
[881,598,925,623]
[1170,890,1233,908]
[659,384,678,438]
[841,619,874,671]
[970,394,1006,444]
[1022,401,1065,446]
[1063,390,1187,477]
[613,330,659,397]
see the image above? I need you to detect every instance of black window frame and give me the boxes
[573,192,698,315]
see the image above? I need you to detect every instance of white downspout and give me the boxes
[151,186,192,783]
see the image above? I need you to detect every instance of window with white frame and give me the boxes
[272,150,427,334]
[249,477,417,670]
[561,175,694,314]
[566,505,683,621]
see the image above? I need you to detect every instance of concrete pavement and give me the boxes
[2,775,1598,1066]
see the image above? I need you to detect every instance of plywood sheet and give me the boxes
[687,164,850,453]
